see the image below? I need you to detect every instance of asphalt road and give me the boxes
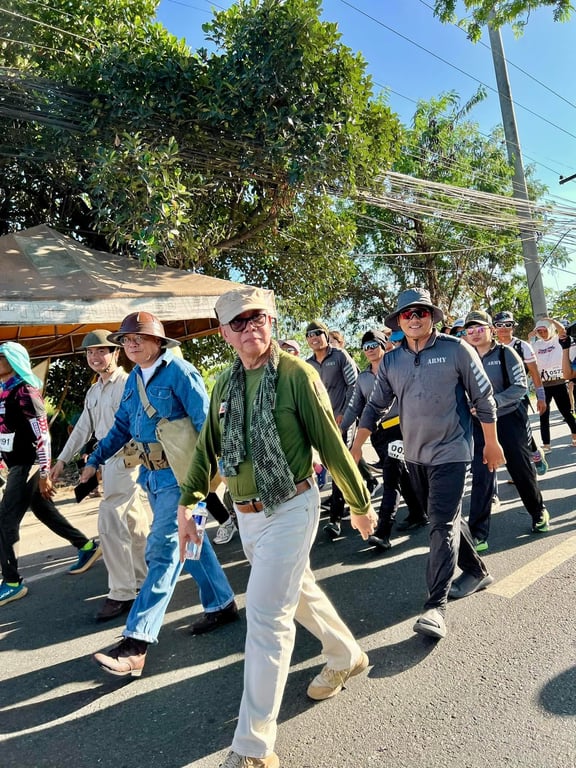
[1,411,575,768]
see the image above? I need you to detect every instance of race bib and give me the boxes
[0,432,15,452]
[388,439,404,459]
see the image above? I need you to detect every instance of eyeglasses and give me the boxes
[306,329,325,338]
[362,341,381,351]
[465,326,487,335]
[118,334,147,346]
[228,312,268,333]
[398,307,432,321]
[494,322,514,329]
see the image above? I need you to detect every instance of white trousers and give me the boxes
[233,485,361,758]
[99,455,150,601]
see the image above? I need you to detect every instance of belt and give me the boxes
[133,440,170,471]
[235,477,314,514]
[140,453,170,471]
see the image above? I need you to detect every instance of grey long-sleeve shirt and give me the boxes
[477,342,527,416]
[306,345,358,419]
[341,364,400,433]
[358,331,497,466]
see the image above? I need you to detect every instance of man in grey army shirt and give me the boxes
[351,288,505,640]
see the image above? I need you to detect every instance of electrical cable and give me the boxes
[337,0,576,142]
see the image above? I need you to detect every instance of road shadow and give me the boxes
[539,665,576,717]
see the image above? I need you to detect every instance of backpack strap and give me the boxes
[136,375,158,420]
[498,343,511,390]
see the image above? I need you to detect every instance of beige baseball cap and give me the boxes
[215,286,276,326]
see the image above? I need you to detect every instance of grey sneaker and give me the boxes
[219,751,280,768]
[449,572,494,600]
[307,651,369,700]
[413,608,447,639]
[213,518,237,545]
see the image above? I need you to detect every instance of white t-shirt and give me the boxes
[532,336,576,385]
[504,336,536,365]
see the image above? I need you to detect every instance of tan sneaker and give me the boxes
[220,751,280,768]
[306,651,369,700]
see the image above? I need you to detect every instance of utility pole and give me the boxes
[488,24,548,319]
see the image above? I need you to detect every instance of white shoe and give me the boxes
[213,518,237,545]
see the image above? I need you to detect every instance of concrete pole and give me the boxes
[488,24,548,319]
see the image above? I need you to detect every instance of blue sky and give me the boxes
[155,0,576,292]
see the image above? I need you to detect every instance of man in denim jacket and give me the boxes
[81,312,236,678]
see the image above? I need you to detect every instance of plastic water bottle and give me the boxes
[185,501,208,560]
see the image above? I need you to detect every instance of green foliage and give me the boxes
[550,285,576,322]
[0,0,400,318]
[433,0,572,40]
[338,91,561,326]
[87,134,195,267]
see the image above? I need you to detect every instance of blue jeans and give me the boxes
[124,468,234,644]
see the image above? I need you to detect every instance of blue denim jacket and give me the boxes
[87,351,209,485]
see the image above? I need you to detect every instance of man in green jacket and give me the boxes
[178,286,377,768]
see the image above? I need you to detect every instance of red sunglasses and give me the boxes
[398,307,432,321]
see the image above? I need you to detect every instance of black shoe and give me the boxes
[323,521,341,540]
[96,597,134,622]
[190,600,239,636]
[368,534,392,551]
[396,518,429,532]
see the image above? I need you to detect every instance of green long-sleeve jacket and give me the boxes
[179,351,371,515]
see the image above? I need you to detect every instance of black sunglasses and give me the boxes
[228,312,268,333]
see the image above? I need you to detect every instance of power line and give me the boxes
[337,0,576,143]
[0,6,96,45]
[17,0,78,22]
[415,0,576,112]
[164,0,227,11]
[4,0,572,185]
[0,35,70,54]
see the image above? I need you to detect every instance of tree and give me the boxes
[433,1,572,40]
[550,285,576,322]
[0,0,400,322]
[335,91,566,326]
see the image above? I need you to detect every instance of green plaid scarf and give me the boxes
[221,339,296,515]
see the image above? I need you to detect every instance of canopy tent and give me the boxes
[0,225,273,358]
